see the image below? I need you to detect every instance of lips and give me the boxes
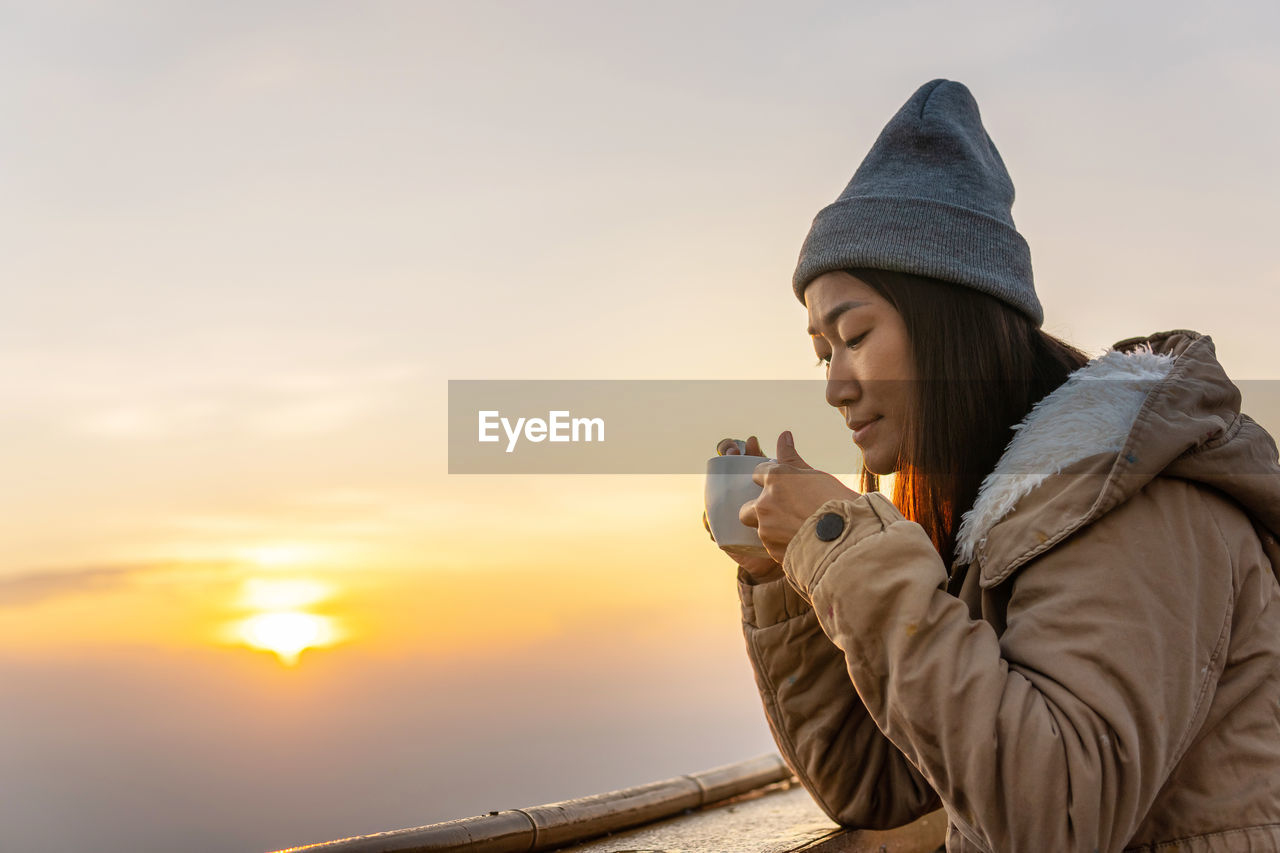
[847,416,882,443]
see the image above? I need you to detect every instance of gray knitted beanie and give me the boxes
[793,79,1043,326]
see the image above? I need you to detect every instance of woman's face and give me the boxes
[805,271,916,475]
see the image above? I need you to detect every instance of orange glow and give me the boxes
[0,480,744,662]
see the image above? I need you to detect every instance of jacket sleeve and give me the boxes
[738,565,941,829]
[781,487,1234,853]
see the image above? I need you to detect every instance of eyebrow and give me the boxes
[807,300,868,336]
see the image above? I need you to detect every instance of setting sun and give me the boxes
[226,575,345,665]
[237,611,340,666]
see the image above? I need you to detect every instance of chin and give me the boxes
[859,447,900,477]
[863,459,895,477]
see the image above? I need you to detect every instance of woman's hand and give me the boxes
[706,435,786,583]
[741,430,861,565]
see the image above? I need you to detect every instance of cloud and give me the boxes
[0,560,239,609]
[0,565,147,608]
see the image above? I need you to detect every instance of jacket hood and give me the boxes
[956,330,1280,585]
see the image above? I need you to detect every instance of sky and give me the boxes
[1,1,1278,851]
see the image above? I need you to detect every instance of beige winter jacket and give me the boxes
[739,331,1280,851]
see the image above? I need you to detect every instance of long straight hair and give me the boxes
[848,268,1089,569]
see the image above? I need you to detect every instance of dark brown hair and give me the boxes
[847,268,1089,570]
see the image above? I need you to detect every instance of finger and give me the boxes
[702,510,713,539]
[751,460,777,486]
[744,435,764,456]
[738,498,759,529]
[717,437,743,456]
[774,430,813,470]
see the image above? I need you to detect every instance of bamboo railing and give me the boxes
[270,753,794,853]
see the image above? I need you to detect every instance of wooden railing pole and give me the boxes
[268,753,793,853]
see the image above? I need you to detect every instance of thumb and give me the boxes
[775,430,812,469]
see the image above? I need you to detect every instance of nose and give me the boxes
[825,363,860,410]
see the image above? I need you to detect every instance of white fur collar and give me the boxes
[953,347,1176,566]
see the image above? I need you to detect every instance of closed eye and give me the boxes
[819,333,870,366]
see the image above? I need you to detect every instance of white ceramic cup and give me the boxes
[704,453,775,556]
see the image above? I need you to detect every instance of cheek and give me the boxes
[875,348,916,384]
[867,347,913,386]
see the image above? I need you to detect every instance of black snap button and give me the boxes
[815,512,844,542]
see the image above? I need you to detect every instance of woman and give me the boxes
[714,79,1280,851]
